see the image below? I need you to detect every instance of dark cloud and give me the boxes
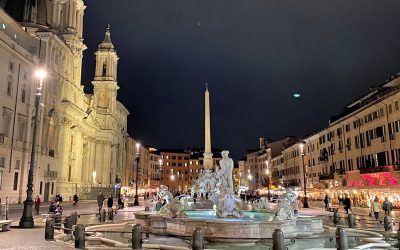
[82,0,400,159]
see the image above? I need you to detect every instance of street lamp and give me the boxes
[133,143,141,206]
[300,143,309,208]
[265,160,271,200]
[158,159,163,187]
[238,172,242,192]
[20,68,46,228]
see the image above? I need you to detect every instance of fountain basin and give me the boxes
[146,210,323,241]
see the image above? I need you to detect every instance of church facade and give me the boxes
[0,0,129,203]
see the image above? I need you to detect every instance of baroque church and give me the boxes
[0,0,129,203]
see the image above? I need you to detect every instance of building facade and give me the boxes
[0,1,129,203]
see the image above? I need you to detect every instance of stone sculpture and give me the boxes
[277,188,298,220]
[157,185,173,204]
[253,197,271,212]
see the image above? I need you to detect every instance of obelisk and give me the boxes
[203,83,213,169]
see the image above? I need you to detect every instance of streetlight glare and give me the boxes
[35,69,47,79]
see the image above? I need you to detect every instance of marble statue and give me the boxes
[277,188,298,220]
[215,150,234,195]
[158,185,173,204]
[158,197,187,218]
[254,197,271,212]
[214,150,243,218]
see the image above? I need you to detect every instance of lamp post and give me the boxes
[19,68,46,228]
[170,174,175,193]
[300,143,309,208]
[265,160,271,200]
[238,172,242,192]
[158,159,163,188]
[133,143,140,206]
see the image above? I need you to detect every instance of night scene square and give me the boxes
[0,0,400,249]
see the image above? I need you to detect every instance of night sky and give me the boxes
[81,1,400,160]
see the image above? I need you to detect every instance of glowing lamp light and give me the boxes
[35,69,47,79]
[170,174,175,181]
[247,174,252,180]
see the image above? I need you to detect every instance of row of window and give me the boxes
[4,75,29,103]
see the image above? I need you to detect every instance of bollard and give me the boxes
[384,215,392,232]
[71,211,78,226]
[108,208,114,220]
[132,224,142,249]
[347,214,355,228]
[192,227,204,250]
[272,228,285,250]
[74,224,85,249]
[397,225,400,248]
[45,218,55,240]
[64,216,72,235]
[333,209,340,225]
[54,213,62,229]
[336,227,348,250]
[99,209,106,223]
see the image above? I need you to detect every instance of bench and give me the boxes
[0,220,12,231]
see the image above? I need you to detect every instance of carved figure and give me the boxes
[277,188,298,220]
[157,185,173,204]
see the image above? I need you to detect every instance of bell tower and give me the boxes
[92,26,119,113]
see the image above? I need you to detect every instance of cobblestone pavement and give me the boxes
[2,199,398,249]
[0,220,71,250]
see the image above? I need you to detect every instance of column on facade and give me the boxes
[72,1,77,30]
[102,142,112,185]
[94,141,103,184]
[68,0,73,28]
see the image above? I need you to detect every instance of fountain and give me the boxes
[142,150,323,241]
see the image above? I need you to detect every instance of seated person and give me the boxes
[55,201,63,214]
[49,201,56,213]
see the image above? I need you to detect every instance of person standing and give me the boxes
[34,195,41,215]
[382,197,393,216]
[343,194,351,214]
[324,195,329,210]
[97,192,105,213]
[372,197,380,221]
[73,194,79,206]
[107,195,114,219]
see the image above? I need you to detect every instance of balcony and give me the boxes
[359,166,392,174]
[44,170,58,179]
[319,173,334,180]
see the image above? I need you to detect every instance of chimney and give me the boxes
[259,137,265,149]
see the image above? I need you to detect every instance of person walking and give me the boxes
[73,194,79,206]
[97,192,105,213]
[372,197,380,221]
[34,195,41,215]
[107,195,114,220]
[382,197,393,216]
[343,194,351,214]
[324,194,329,210]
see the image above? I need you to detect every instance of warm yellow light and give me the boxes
[170,174,175,181]
[35,69,47,79]
[159,159,163,165]
[247,174,252,180]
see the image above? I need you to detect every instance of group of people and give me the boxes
[324,193,394,220]
[33,193,80,215]
[96,192,125,219]
[370,197,393,220]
